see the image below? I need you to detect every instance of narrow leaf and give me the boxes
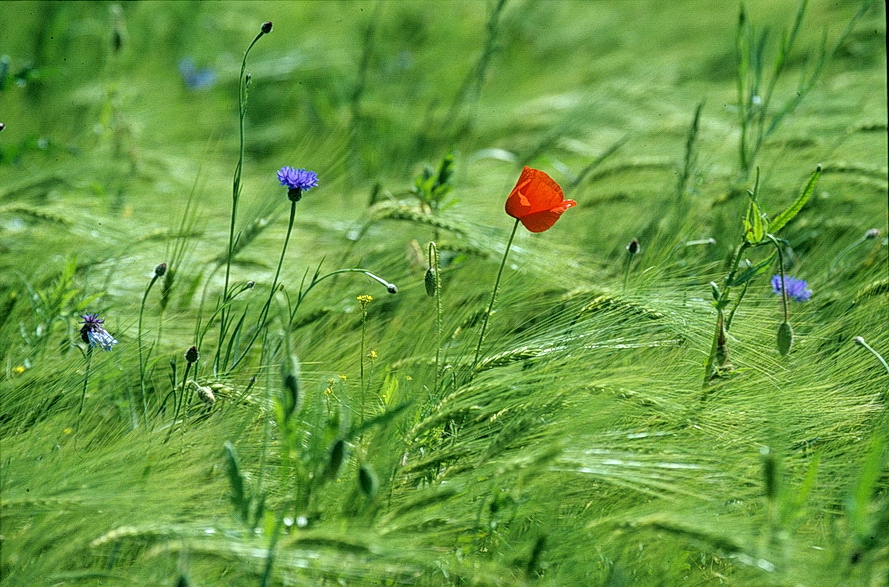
[224,442,249,521]
[728,251,777,286]
[770,164,821,233]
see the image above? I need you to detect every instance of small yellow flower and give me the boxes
[338,374,347,381]
[367,350,377,359]
[63,427,73,435]
[357,295,373,305]
[405,375,413,381]
[12,365,26,375]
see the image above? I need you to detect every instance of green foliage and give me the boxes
[0,2,886,586]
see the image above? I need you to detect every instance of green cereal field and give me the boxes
[0,1,887,585]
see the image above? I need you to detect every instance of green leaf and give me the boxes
[728,251,777,286]
[846,434,886,538]
[743,199,768,244]
[224,442,249,522]
[770,164,821,234]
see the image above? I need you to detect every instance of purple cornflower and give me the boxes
[770,275,812,302]
[80,313,118,351]
[277,167,318,202]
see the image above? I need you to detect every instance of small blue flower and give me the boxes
[771,275,811,302]
[178,57,217,91]
[80,313,118,351]
[277,167,318,202]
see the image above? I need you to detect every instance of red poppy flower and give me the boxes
[505,167,576,232]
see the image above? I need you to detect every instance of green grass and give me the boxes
[1,1,887,585]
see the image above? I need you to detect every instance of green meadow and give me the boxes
[1,1,887,585]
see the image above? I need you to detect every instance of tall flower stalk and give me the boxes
[471,167,576,377]
[138,262,166,423]
[76,313,117,446]
[218,21,272,373]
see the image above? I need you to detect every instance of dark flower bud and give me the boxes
[245,280,255,290]
[323,439,347,481]
[154,262,167,277]
[261,21,273,34]
[865,228,880,240]
[626,238,640,255]
[185,346,199,363]
[760,446,779,501]
[386,283,398,294]
[424,268,437,297]
[280,354,302,417]
[777,321,793,356]
[0,123,5,132]
[358,464,378,499]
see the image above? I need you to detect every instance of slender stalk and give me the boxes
[471,218,520,376]
[219,27,269,373]
[429,241,443,396]
[702,242,750,387]
[228,200,297,372]
[137,270,163,424]
[165,359,194,443]
[75,346,94,448]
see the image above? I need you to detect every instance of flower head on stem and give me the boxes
[277,167,318,202]
[80,313,118,351]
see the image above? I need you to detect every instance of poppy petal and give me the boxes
[505,167,566,218]
[517,200,576,232]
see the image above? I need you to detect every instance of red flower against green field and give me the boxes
[505,167,576,232]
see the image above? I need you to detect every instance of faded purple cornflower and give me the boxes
[277,167,318,202]
[80,313,118,351]
[770,275,812,302]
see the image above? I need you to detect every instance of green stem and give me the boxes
[360,307,367,425]
[430,241,443,396]
[75,346,94,448]
[138,273,161,424]
[472,218,520,376]
[228,200,297,372]
[220,27,268,373]
[767,235,789,323]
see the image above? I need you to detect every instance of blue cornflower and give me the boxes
[277,167,318,202]
[80,313,118,351]
[770,275,811,302]
[178,57,217,91]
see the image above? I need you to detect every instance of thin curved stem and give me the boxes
[471,218,520,377]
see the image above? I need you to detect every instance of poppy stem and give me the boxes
[471,218,520,378]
